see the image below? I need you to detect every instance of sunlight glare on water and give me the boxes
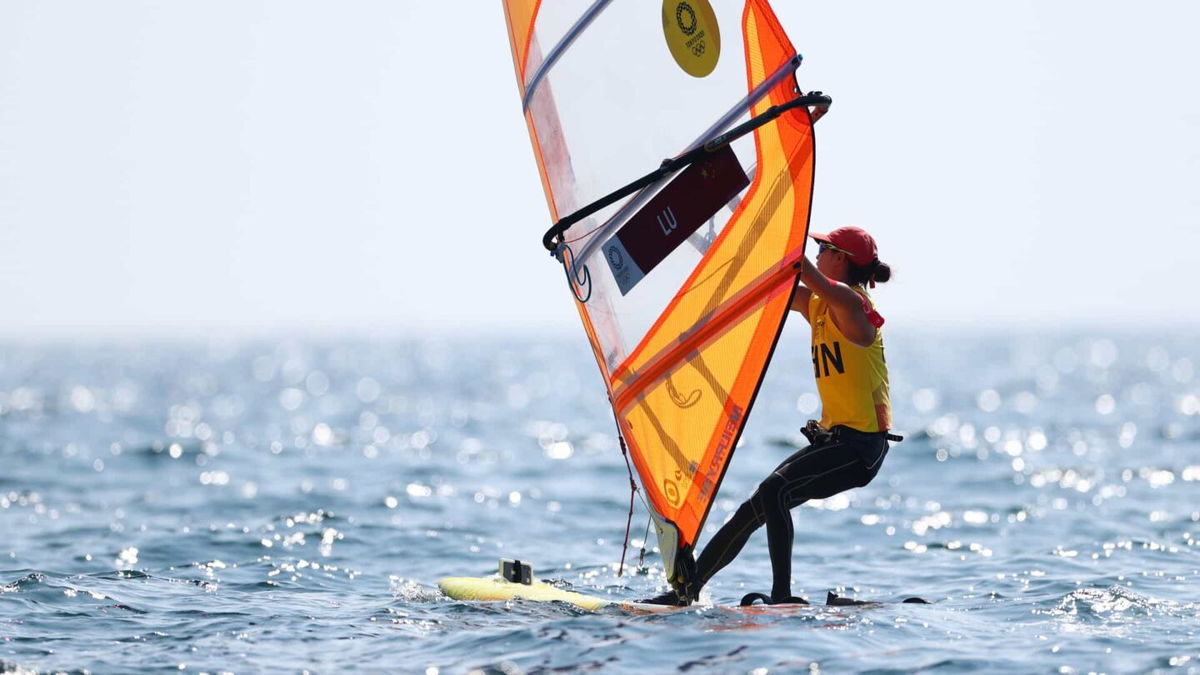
[0,330,1197,673]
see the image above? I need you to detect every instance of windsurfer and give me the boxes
[644,226,895,606]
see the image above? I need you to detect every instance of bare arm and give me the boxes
[789,284,812,323]
[798,257,877,346]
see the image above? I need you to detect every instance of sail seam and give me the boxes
[611,245,805,415]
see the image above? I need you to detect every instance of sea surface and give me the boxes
[1,327,1198,674]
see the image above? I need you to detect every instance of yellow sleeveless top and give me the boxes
[808,288,892,432]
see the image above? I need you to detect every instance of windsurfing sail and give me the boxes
[501,0,828,581]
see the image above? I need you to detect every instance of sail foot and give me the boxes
[650,511,698,598]
[650,511,680,579]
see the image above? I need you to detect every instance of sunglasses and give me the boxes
[817,241,853,256]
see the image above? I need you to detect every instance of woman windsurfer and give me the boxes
[644,226,896,606]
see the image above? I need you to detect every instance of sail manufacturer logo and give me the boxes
[666,376,700,408]
[696,404,743,503]
[663,479,680,506]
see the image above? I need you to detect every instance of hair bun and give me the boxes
[872,261,892,284]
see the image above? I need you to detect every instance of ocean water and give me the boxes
[1,327,1198,674]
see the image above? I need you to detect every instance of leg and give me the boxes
[756,438,876,600]
[686,433,887,602]
[645,493,766,605]
[694,495,767,589]
[693,440,849,590]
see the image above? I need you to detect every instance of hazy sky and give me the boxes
[1,1,1197,337]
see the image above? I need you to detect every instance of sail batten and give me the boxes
[502,0,825,577]
[522,0,614,110]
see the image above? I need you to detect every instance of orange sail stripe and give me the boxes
[501,0,541,93]
[575,293,614,389]
[612,246,805,415]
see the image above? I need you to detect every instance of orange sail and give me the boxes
[501,0,825,578]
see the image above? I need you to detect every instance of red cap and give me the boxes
[810,226,878,266]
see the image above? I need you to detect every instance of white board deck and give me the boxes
[437,575,676,614]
